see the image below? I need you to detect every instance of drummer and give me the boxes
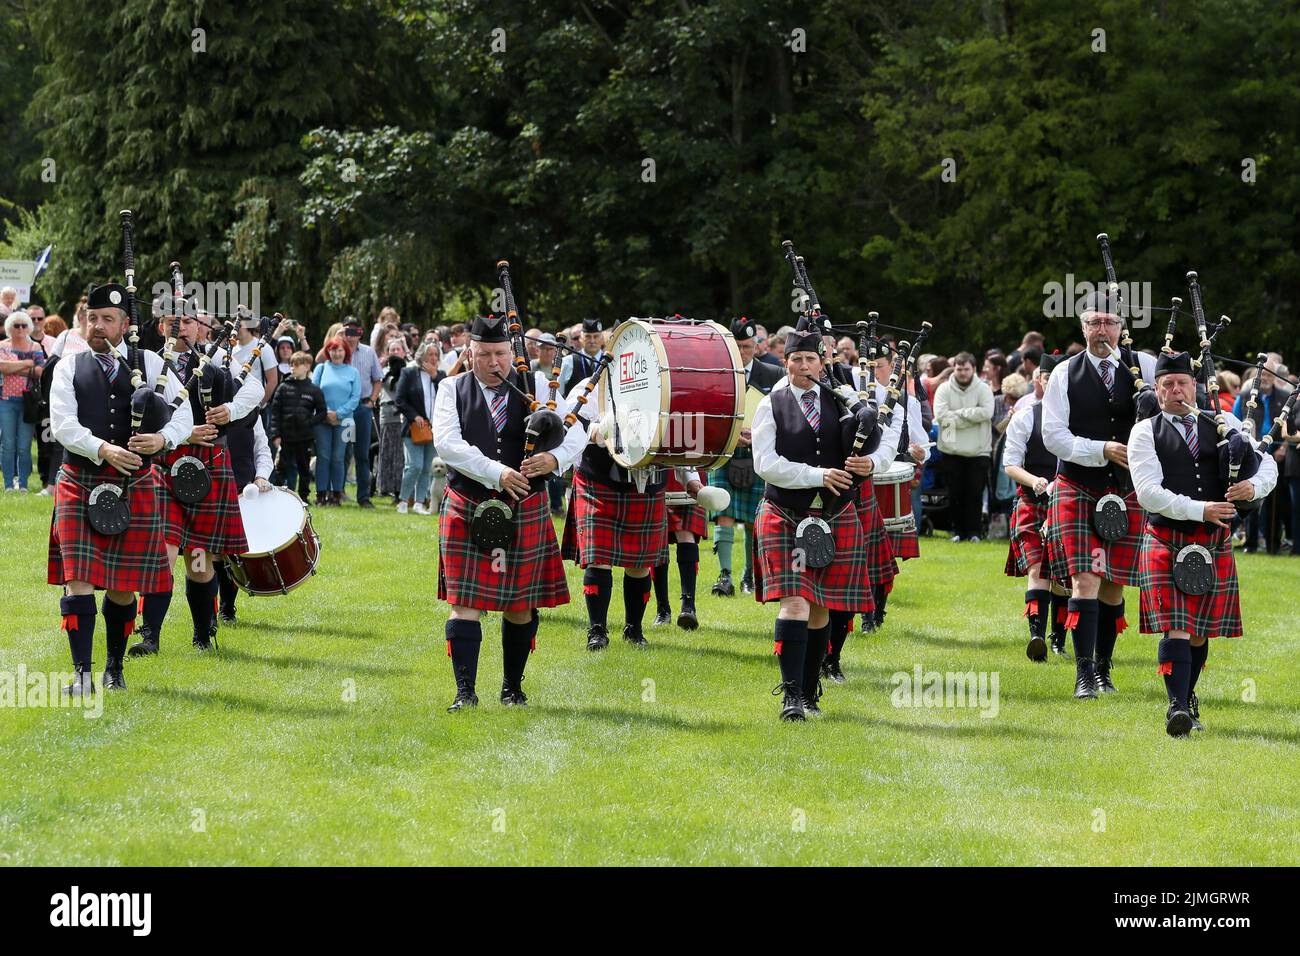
[130,297,264,657]
[751,325,875,721]
[561,320,669,651]
[867,337,930,631]
[211,414,276,628]
[707,318,783,596]
[652,467,707,630]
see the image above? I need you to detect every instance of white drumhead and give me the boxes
[238,487,306,555]
[602,320,665,468]
[875,460,916,485]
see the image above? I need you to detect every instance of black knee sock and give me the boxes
[1049,591,1069,638]
[676,541,699,601]
[803,624,830,700]
[101,596,136,662]
[1068,597,1099,660]
[60,594,97,669]
[141,591,171,643]
[828,610,853,660]
[1157,635,1192,710]
[186,576,219,641]
[1188,641,1209,697]
[446,619,482,690]
[874,584,889,623]
[501,613,536,687]
[1025,588,1050,639]
[774,618,809,688]
[1096,599,1125,661]
[215,561,237,615]
[583,567,613,629]
[623,572,653,628]
[652,561,671,609]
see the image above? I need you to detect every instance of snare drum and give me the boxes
[873,461,917,533]
[226,487,321,595]
[599,318,745,470]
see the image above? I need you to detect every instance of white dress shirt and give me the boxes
[871,381,931,469]
[173,343,265,424]
[1129,409,1278,522]
[252,417,274,481]
[752,381,832,489]
[50,342,194,464]
[434,370,586,491]
[1042,349,1158,466]
[1001,396,1040,470]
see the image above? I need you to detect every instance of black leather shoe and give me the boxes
[1095,657,1117,694]
[586,625,609,652]
[773,681,806,722]
[740,571,754,594]
[1049,633,1068,656]
[62,664,95,697]
[622,624,649,647]
[1074,658,1099,699]
[1026,633,1048,662]
[192,635,213,652]
[711,571,735,597]
[218,608,236,626]
[500,680,528,707]
[860,613,878,634]
[102,657,127,691]
[128,625,159,657]
[1188,692,1204,731]
[1165,705,1193,737]
[821,656,846,684]
[358,499,375,509]
[653,605,672,626]
[802,680,824,717]
[447,687,479,712]
[676,597,698,631]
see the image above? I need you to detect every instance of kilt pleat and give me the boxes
[1138,523,1241,639]
[1006,492,1049,577]
[754,499,873,612]
[667,503,707,538]
[438,487,569,611]
[1042,476,1142,586]
[48,463,173,594]
[854,480,897,588]
[887,526,921,561]
[157,444,249,556]
[561,471,668,569]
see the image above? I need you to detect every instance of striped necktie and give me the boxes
[1099,359,1114,396]
[801,390,820,430]
[96,352,119,383]
[490,387,509,432]
[1179,415,1199,457]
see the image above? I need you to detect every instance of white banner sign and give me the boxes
[0,260,36,304]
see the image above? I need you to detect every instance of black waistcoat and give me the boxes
[65,348,153,469]
[1059,353,1137,489]
[764,385,850,513]
[449,371,545,498]
[577,437,668,493]
[561,351,604,405]
[1019,402,1059,488]
[1149,413,1225,533]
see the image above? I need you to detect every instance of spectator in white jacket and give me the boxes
[934,351,995,541]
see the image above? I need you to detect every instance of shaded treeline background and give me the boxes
[1,0,1296,352]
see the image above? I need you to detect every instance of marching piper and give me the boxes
[433,313,587,711]
[1041,291,1157,699]
[1002,353,1070,659]
[706,318,783,596]
[130,297,264,656]
[751,326,875,721]
[1129,352,1276,736]
[47,283,193,694]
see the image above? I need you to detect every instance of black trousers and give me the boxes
[277,440,314,499]
[944,454,989,539]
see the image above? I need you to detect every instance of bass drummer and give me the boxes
[210,411,276,628]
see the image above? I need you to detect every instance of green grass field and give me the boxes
[2,489,1298,866]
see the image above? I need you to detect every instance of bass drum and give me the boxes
[226,487,321,595]
[599,318,745,470]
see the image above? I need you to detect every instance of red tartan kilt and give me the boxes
[754,500,872,612]
[854,481,897,586]
[438,487,569,611]
[1043,476,1142,586]
[561,471,668,569]
[1138,523,1241,639]
[667,503,707,538]
[157,444,248,556]
[887,526,921,561]
[1006,492,1049,578]
[48,463,173,594]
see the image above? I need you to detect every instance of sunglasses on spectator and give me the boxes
[10,323,30,330]
[344,328,362,336]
